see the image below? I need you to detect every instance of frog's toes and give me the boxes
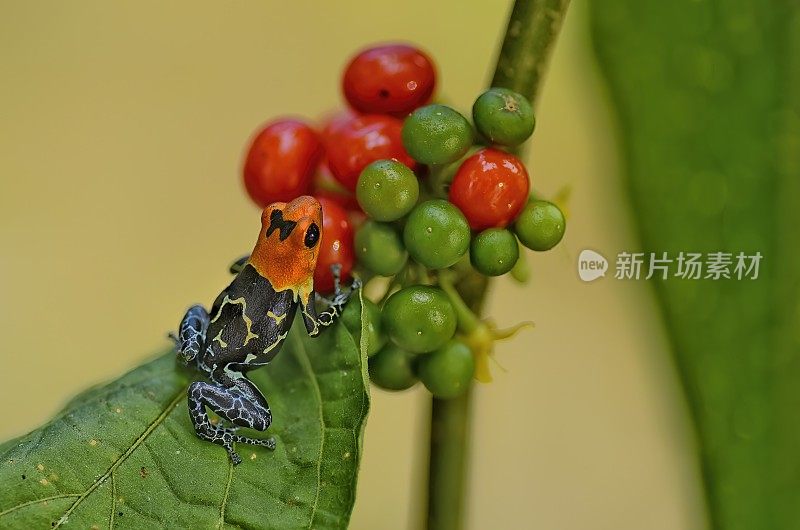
[230,433,276,451]
[227,448,242,466]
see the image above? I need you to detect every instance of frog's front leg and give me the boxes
[302,265,361,337]
[174,304,210,365]
[228,255,249,275]
[187,373,275,465]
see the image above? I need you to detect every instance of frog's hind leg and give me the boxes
[174,305,209,366]
[187,377,275,465]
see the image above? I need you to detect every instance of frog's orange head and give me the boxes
[250,195,322,294]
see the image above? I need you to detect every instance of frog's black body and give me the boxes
[204,263,296,374]
[173,196,358,465]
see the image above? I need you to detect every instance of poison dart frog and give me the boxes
[172,195,359,465]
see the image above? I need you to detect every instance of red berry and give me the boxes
[314,196,355,293]
[448,148,530,230]
[243,119,323,207]
[343,44,436,117]
[320,109,357,138]
[323,113,416,191]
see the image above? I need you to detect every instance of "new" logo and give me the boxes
[577,249,608,282]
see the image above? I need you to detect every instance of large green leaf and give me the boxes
[591,1,800,529]
[0,315,369,529]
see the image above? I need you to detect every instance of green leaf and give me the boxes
[0,315,370,529]
[591,1,800,529]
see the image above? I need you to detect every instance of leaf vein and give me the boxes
[53,386,187,529]
[109,470,116,529]
[290,332,325,529]
[217,460,234,529]
[0,493,81,518]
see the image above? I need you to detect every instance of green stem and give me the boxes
[438,272,481,333]
[426,388,473,530]
[424,2,570,529]
[425,280,486,530]
[492,0,571,104]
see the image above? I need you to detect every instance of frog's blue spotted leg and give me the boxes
[175,305,210,364]
[188,376,275,465]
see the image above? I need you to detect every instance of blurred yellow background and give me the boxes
[0,1,706,528]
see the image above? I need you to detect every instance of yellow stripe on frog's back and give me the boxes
[210,295,260,345]
[267,310,286,325]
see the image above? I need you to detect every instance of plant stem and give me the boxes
[424,1,570,529]
[426,388,474,530]
[492,0,571,103]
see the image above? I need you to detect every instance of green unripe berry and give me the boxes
[369,344,418,391]
[341,296,386,357]
[382,285,457,354]
[509,248,530,283]
[402,104,473,165]
[472,87,535,146]
[355,221,408,276]
[416,340,475,399]
[514,200,566,251]
[470,228,519,276]
[403,199,470,269]
[356,159,419,221]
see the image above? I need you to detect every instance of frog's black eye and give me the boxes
[304,223,320,248]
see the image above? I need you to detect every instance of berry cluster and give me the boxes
[241,43,565,398]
